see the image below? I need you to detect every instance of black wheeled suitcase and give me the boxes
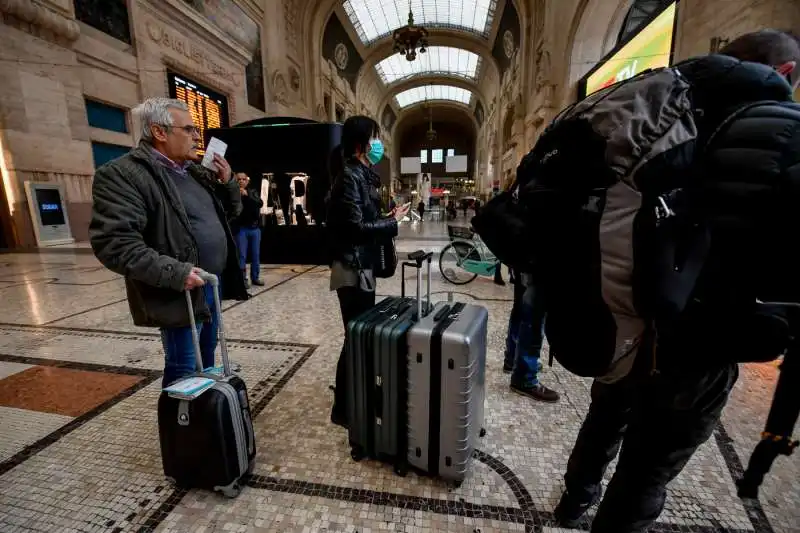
[157,271,256,498]
[346,252,434,475]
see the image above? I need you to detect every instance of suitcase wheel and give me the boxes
[480,428,487,438]
[170,477,191,490]
[350,445,366,462]
[394,463,408,477]
[217,481,242,499]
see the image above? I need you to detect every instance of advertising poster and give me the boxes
[584,2,676,96]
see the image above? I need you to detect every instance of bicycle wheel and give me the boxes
[439,242,480,285]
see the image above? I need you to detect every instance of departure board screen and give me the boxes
[167,72,230,155]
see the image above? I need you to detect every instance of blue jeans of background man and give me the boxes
[503,272,545,387]
[161,282,219,387]
[237,226,261,282]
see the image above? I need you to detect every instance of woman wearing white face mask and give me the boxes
[326,116,409,428]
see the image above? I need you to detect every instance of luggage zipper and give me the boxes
[428,303,466,475]
[374,375,383,426]
[215,381,249,476]
[650,322,660,376]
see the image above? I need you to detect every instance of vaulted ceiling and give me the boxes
[331,0,512,130]
[342,0,499,45]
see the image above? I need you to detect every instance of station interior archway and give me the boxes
[0,1,799,532]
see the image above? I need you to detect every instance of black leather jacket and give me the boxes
[327,158,398,269]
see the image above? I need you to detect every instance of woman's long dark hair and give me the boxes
[328,145,344,182]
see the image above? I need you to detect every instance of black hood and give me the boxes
[676,55,794,126]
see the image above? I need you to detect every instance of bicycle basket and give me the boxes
[448,225,475,240]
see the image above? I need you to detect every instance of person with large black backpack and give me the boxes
[474,30,800,532]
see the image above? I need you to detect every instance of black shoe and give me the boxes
[330,403,348,428]
[329,387,348,428]
[502,362,513,374]
[251,279,265,286]
[510,382,560,403]
[554,489,601,528]
[330,410,348,429]
[494,277,506,286]
[243,279,250,289]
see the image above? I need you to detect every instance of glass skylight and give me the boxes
[375,46,481,85]
[343,0,498,45]
[395,85,473,108]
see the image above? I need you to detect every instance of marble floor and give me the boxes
[0,218,797,533]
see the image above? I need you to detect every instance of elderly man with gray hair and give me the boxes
[90,97,248,386]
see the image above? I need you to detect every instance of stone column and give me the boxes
[261,0,288,115]
[328,76,337,122]
[0,0,86,248]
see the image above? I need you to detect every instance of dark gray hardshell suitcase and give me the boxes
[158,272,256,497]
[346,296,416,473]
[407,298,488,485]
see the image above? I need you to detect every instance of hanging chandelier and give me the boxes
[426,103,437,141]
[392,2,429,62]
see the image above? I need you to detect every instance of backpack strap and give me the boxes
[703,100,782,153]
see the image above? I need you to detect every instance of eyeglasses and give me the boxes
[158,124,200,135]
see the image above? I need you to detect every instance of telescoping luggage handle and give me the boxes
[400,250,433,321]
[185,270,231,377]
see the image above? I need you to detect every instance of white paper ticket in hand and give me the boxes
[201,137,228,170]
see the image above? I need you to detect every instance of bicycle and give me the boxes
[439,225,498,285]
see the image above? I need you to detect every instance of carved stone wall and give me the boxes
[0,0,268,247]
[283,0,300,60]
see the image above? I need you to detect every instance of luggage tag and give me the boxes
[203,365,225,377]
[164,376,215,401]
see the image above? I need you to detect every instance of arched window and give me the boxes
[617,0,672,45]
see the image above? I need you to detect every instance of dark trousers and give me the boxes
[236,226,261,282]
[504,273,545,386]
[564,362,738,533]
[332,286,376,422]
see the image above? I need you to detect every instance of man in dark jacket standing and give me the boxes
[90,97,248,387]
[555,30,800,532]
[232,173,265,289]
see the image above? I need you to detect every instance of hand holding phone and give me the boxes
[393,202,411,222]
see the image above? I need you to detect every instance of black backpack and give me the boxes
[475,69,778,381]
[471,151,540,270]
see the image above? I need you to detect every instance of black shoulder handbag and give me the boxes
[373,238,398,279]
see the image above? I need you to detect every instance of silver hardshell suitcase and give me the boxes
[406,270,488,485]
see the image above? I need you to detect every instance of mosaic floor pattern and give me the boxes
[0,224,798,533]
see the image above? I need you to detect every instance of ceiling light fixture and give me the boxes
[426,99,437,142]
[392,1,429,62]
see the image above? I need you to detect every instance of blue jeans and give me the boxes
[237,226,261,282]
[504,273,545,387]
[161,283,219,387]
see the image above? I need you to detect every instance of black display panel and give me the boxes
[167,72,230,155]
[35,188,66,226]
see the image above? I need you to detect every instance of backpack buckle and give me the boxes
[655,195,676,221]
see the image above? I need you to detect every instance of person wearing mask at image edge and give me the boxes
[327,116,409,428]
[554,30,800,532]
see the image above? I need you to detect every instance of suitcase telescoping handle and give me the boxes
[184,270,231,377]
[400,250,433,321]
